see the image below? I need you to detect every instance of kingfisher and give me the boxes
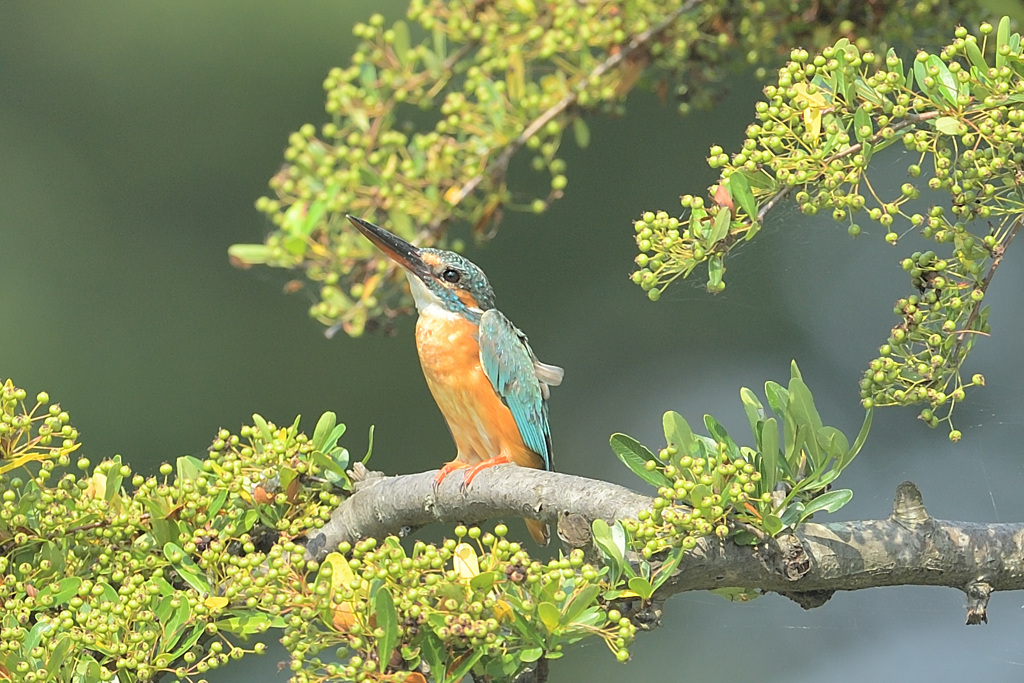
[347,215,563,544]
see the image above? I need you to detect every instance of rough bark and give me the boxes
[303,465,1023,624]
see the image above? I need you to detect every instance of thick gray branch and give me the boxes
[304,468,1024,623]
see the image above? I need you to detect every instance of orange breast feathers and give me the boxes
[415,311,544,470]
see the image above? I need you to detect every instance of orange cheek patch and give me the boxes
[455,288,480,309]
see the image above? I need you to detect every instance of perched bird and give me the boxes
[347,215,563,544]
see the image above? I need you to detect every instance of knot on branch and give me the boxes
[965,580,992,625]
[891,481,932,529]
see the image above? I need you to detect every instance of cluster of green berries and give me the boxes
[0,379,79,472]
[232,0,963,338]
[625,445,771,558]
[860,242,990,436]
[0,384,355,682]
[635,20,1022,427]
[287,525,633,682]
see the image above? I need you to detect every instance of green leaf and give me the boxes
[707,255,725,290]
[759,417,780,493]
[312,412,336,451]
[799,489,853,522]
[886,48,905,83]
[163,543,211,594]
[703,414,739,459]
[362,424,374,464]
[710,587,760,602]
[964,38,986,71]
[519,647,544,663]
[591,519,626,580]
[651,546,685,591]
[926,54,957,106]
[609,434,671,488]
[935,116,967,136]
[997,16,1010,70]
[787,377,823,464]
[727,172,757,220]
[762,513,783,536]
[252,413,273,444]
[45,634,71,678]
[763,381,788,417]
[572,118,590,149]
[662,411,695,457]
[470,571,501,592]
[392,20,411,65]
[34,577,82,607]
[627,576,654,600]
[421,633,447,682]
[708,208,731,245]
[538,601,561,633]
[562,585,601,625]
[374,587,398,673]
[227,243,273,266]
[853,106,872,142]
[740,388,765,438]
[840,408,873,470]
[912,54,926,95]
[448,649,484,683]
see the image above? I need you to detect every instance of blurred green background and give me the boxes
[4,2,1024,681]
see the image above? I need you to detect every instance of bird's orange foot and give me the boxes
[461,455,512,489]
[434,460,470,488]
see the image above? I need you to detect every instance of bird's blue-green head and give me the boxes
[347,215,496,319]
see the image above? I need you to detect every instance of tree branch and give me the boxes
[304,468,1023,624]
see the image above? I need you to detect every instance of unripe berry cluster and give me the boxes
[287,526,634,682]
[634,19,1020,431]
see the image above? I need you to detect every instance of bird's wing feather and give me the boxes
[478,309,560,470]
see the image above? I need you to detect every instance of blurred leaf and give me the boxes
[572,118,590,149]
[227,243,273,266]
[519,647,544,663]
[763,513,783,536]
[392,20,411,65]
[710,587,760,602]
[935,116,967,135]
[609,434,671,488]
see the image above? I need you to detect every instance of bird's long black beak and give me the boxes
[347,215,432,280]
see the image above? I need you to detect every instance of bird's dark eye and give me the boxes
[441,268,461,283]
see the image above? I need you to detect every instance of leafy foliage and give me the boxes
[0,381,355,682]
[287,528,634,682]
[633,19,1022,434]
[610,363,870,557]
[0,379,638,682]
[230,0,977,336]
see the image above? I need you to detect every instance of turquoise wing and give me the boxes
[478,309,560,471]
